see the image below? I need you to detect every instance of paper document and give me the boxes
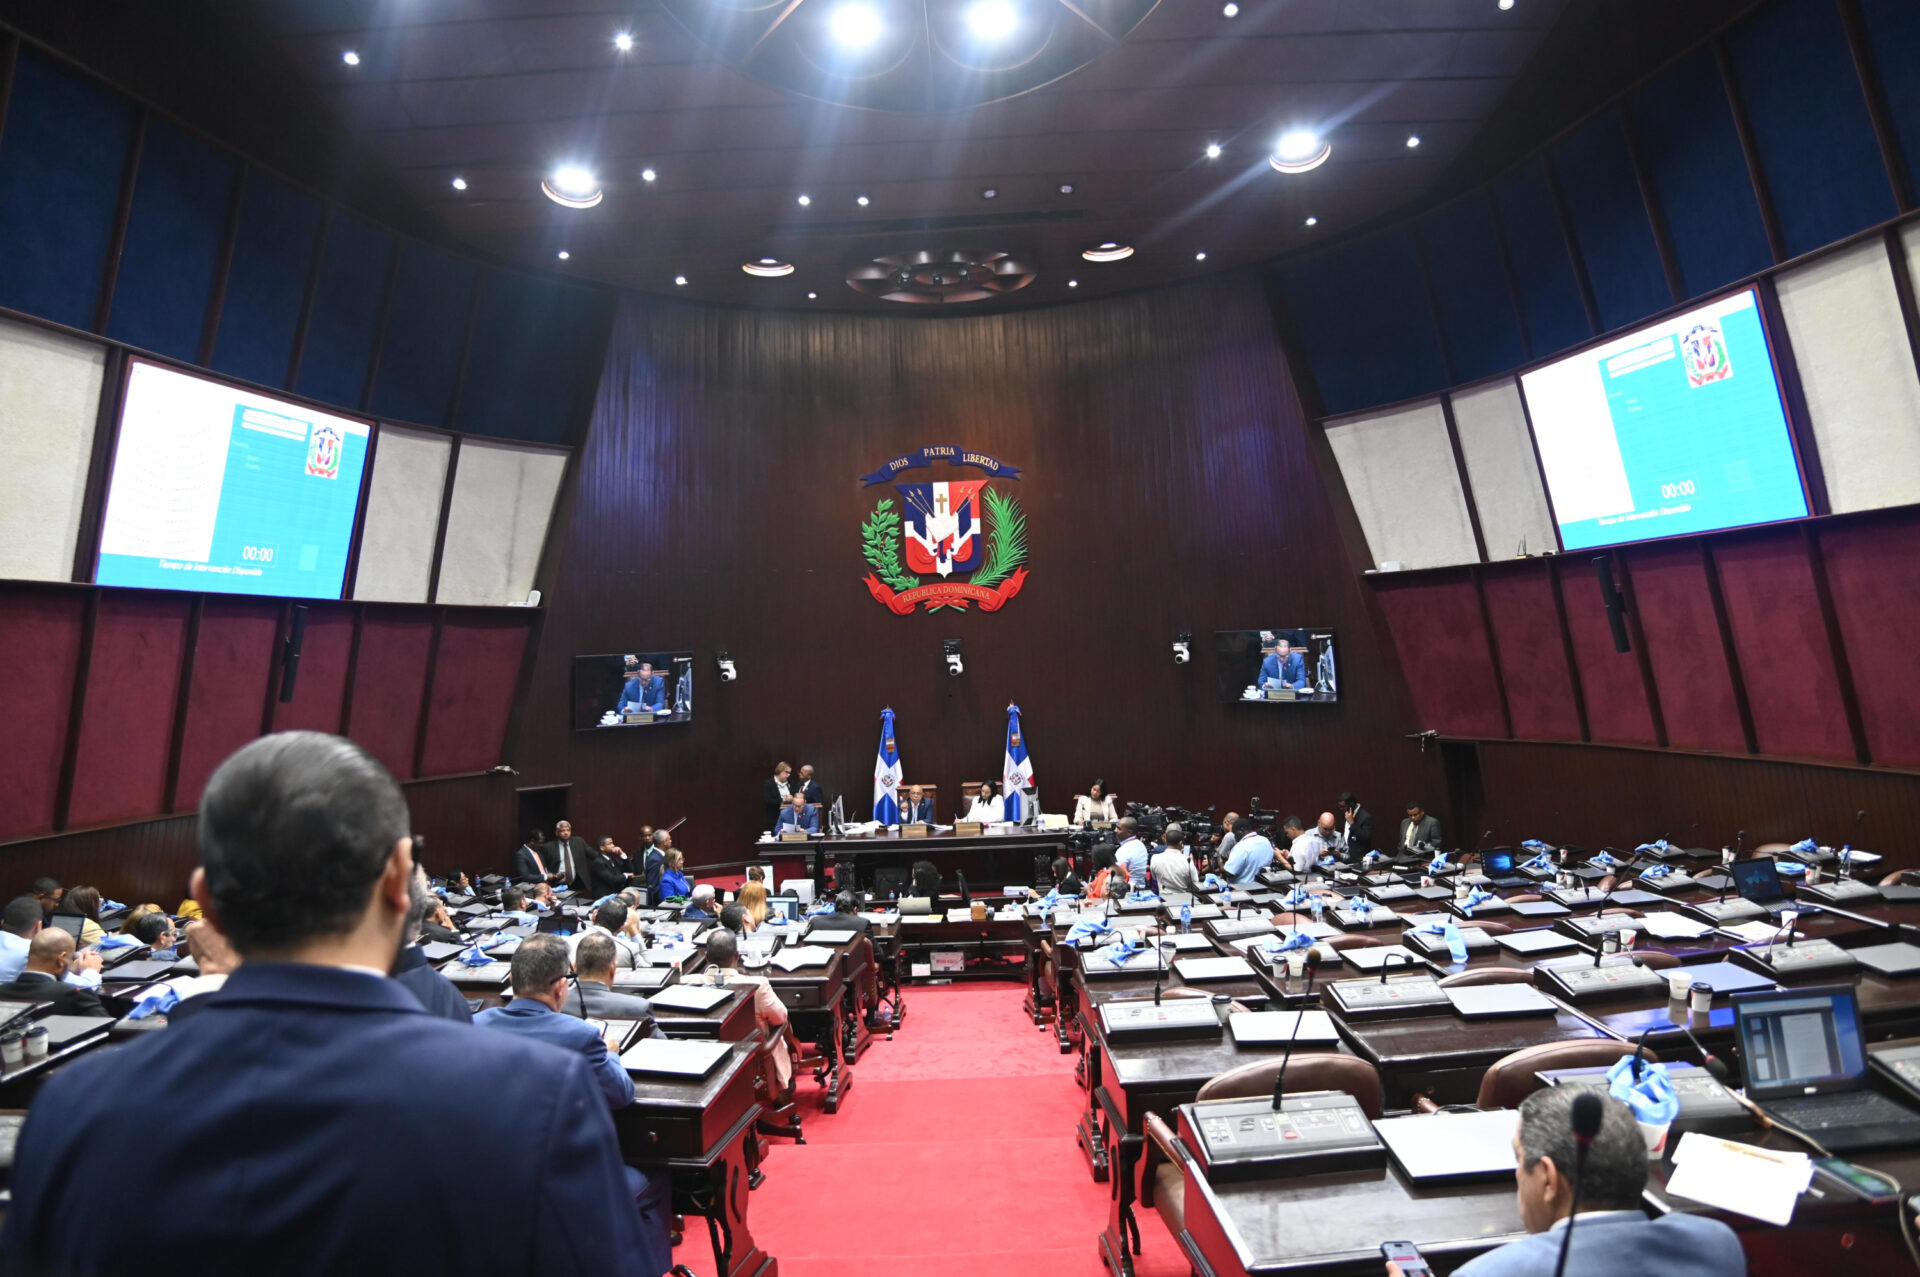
[1719,920,1799,943]
[1640,913,1716,940]
[1664,1132,1812,1225]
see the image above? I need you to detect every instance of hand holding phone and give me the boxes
[1381,1241,1433,1277]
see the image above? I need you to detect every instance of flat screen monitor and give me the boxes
[1215,629,1337,704]
[1519,288,1807,550]
[573,652,693,729]
[95,359,372,598]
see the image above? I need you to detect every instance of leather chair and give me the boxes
[1465,919,1512,935]
[1140,1112,1189,1248]
[850,934,881,1032]
[1437,966,1533,988]
[1504,893,1544,905]
[754,1024,806,1149]
[1197,1054,1386,1119]
[1474,1039,1656,1111]
[1324,933,1382,952]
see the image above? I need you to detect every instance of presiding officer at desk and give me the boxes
[1260,636,1309,691]
[0,731,652,1275]
[1390,1088,1744,1277]
[901,785,935,825]
[618,659,667,715]
[774,790,820,835]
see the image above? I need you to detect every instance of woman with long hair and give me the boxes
[737,880,768,930]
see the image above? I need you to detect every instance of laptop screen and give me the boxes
[1730,857,1787,904]
[765,896,800,923]
[1484,850,1514,874]
[1735,987,1867,1098]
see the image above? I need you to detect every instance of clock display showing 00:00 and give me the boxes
[241,545,276,563]
[1659,479,1697,501]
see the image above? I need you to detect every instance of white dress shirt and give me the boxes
[964,793,1004,823]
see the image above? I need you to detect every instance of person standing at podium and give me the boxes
[901,785,935,825]
[774,791,819,835]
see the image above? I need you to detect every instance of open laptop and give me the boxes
[765,895,803,923]
[1733,986,1920,1152]
[1728,857,1809,918]
[1480,850,1530,890]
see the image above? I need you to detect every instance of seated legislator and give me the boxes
[1084,847,1120,900]
[477,936,671,1276]
[1221,824,1277,886]
[657,849,694,902]
[394,866,471,1024]
[510,828,559,884]
[416,890,463,946]
[738,880,770,929]
[826,890,871,934]
[909,860,943,902]
[1399,800,1442,854]
[0,895,47,982]
[1150,825,1203,896]
[1031,856,1086,898]
[683,884,719,921]
[1287,813,1335,876]
[962,782,1004,824]
[699,929,792,1091]
[0,931,108,1016]
[1390,1088,1745,1277]
[569,899,646,968]
[52,886,107,947]
[587,836,631,897]
[0,732,651,1275]
[774,791,820,835]
[129,909,181,959]
[617,660,668,715]
[30,877,64,920]
[1259,637,1310,691]
[1113,817,1151,889]
[1072,780,1119,825]
[562,933,665,1028]
[901,784,935,825]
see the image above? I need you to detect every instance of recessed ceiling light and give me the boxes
[1195,251,1207,261]
[829,3,884,47]
[542,166,604,208]
[450,176,467,191]
[1304,216,1318,227]
[1222,2,1239,15]
[613,31,634,52]
[965,0,1020,41]
[744,259,795,277]
[1270,130,1331,173]
[1059,183,1074,194]
[1082,243,1133,262]
[1406,135,1421,148]
[981,187,998,199]
[1205,142,1223,160]
[641,167,657,183]
[857,194,871,206]
[808,292,818,299]
[797,194,811,206]
[342,50,361,66]
[1067,279,1079,288]
[556,250,570,260]
[674,275,688,286]
[1498,0,1514,8]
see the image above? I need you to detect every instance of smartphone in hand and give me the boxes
[1380,1241,1434,1277]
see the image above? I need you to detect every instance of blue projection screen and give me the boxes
[1520,288,1807,550]
[95,360,372,598]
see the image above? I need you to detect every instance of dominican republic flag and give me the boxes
[1002,703,1034,822]
[897,481,986,577]
[873,707,903,826]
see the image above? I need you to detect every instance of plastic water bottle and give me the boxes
[1444,918,1469,965]
[1180,901,1192,934]
[1310,893,1325,923]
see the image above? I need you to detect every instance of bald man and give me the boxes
[0,931,107,1015]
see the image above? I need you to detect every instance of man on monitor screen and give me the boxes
[618,659,666,714]
[774,792,819,835]
[1260,637,1309,691]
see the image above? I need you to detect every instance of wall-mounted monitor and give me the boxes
[573,652,693,730]
[1519,288,1807,551]
[94,359,373,598]
[1216,629,1338,704]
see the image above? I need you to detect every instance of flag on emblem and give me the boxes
[1001,702,1034,822]
[897,480,986,577]
[873,707,903,827]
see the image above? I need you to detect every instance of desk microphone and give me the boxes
[1379,952,1414,984]
[1628,1022,1660,1079]
[1271,999,1310,1112]
[1762,913,1798,961]
[1551,1092,1605,1277]
[1152,931,1170,1006]
[1303,949,1323,996]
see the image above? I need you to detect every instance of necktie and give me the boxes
[531,847,547,876]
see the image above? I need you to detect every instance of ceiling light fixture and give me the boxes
[857,194,871,206]
[1222,2,1239,15]
[829,3,884,47]
[1205,142,1222,160]
[965,0,1020,41]
[808,292,818,299]
[542,166,604,208]
[450,176,467,191]
[1067,279,1079,288]
[743,258,796,277]
[981,187,998,199]
[797,194,812,206]
[674,275,688,286]
[614,31,634,52]
[1081,242,1133,262]
[1270,130,1331,173]
[1304,215,1318,226]
[342,50,361,66]
[1059,183,1074,194]
[641,167,657,183]
[1499,0,1515,8]
[556,250,570,260]
[1406,135,1421,148]
[1195,251,1207,261]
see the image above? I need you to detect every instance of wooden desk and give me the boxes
[653,987,756,1041]
[767,952,852,1112]
[805,829,1068,890]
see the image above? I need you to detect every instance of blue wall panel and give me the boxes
[1417,195,1526,382]
[1273,230,1448,416]
[1728,0,1895,258]
[1859,0,1920,194]
[1629,49,1774,295]
[457,273,610,443]
[105,120,235,361]
[1491,162,1592,357]
[210,174,323,389]
[295,212,393,409]
[0,54,133,331]
[370,241,475,427]
[1551,112,1671,333]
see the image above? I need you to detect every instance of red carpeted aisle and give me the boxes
[675,983,1189,1277]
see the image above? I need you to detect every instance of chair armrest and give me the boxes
[1412,1095,1440,1114]
[1141,1111,1180,1207]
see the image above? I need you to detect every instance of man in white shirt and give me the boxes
[1286,814,1332,876]
[1113,817,1150,890]
[566,898,647,969]
[0,897,101,990]
[963,782,1004,824]
[1149,825,1202,896]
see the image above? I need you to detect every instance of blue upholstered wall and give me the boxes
[1275,0,1917,417]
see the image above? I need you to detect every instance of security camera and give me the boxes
[715,649,737,682]
[1172,631,1192,665]
[943,638,963,678]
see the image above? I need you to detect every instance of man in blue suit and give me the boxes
[901,784,935,825]
[1259,637,1309,690]
[618,661,667,714]
[0,731,652,1277]
[476,937,671,1275]
[1388,1087,1744,1277]
[774,791,820,834]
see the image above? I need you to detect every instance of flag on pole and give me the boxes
[1002,702,1033,822]
[873,707,903,826]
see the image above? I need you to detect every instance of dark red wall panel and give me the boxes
[1374,576,1506,738]
[67,595,190,828]
[1819,519,1920,769]
[1713,533,1853,762]
[1554,557,1657,746]
[173,599,281,809]
[419,614,530,778]
[0,589,86,839]
[266,603,354,735]
[1624,545,1744,753]
[347,610,433,780]
[1480,564,1580,741]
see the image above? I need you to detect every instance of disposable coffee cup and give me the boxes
[1638,1120,1672,1158]
[1285,949,1308,978]
[0,1032,21,1066]
[1667,970,1692,1001]
[1689,981,1713,1014]
[22,1025,48,1059]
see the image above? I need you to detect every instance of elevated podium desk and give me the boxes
[752,829,1069,891]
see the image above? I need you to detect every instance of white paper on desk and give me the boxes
[1719,920,1799,944]
[1640,913,1716,940]
[1664,1132,1812,1226]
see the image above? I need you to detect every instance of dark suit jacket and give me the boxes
[392,945,472,1024]
[546,836,592,892]
[510,842,551,884]
[418,918,462,945]
[586,850,628,898]
[563,981,664,1028]
[902,797,935,824]
[0,963,647,1275]
[0,971,105,1017]
[1399,814,1442,851]
[1344,806,1375,859]
[763,777,791,831]
[798,780,824,806]
[642,847,665,900]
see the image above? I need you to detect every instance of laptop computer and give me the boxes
[1728,857,1808,918]
[1480,850,1530,890]
[1734,986,1920,1152]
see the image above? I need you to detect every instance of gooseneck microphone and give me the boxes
[1380,952,1414,985]
[1302,948,1323,996]
[1152,932,1172,1006]
[1551,1092,1606,1277]
[1271,996,1312,1112]
[1628,1022,1659,1079]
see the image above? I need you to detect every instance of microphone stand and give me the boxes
[1379,952,1413,985]
[1152,930,1167,1006]
[1551,1095,1604,1277]
[1271,997,1309,1112]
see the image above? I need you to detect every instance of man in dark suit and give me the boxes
[774,791,820,835]
[642,830,668,902]
[0,732,649,1276]
[510,829,558,884]
[394,866,470,1024]
[796,763,825,807]
[617,661,667,715]
[1398,800,1442,854]
[763,762,795,832]
[546,819,591,893]
[1259,637,1309,690]
[0,931,107,1016]
[1339,791,1374,862]
[587,836,631,897]
[901,784,935,825]
[562,933,665,1025]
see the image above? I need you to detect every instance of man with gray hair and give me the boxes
[1389,1088,1744,1277]
[701,929,792,1091]
[1149,824,1202,896]
[562,933,663,1027]
[684,883,719,922]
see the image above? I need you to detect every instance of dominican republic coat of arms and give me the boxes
[857,446,1029,614]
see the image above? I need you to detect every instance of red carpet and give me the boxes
[674,983,1190,1277]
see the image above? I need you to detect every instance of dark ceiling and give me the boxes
[217,0,1580,311]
